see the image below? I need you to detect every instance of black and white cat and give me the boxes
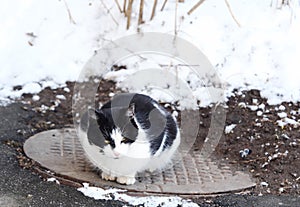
[78,93,180,185]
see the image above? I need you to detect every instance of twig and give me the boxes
[150,0,158,20]
[175,0,178,35]
[126,0,134,29]
[224,0,241,27]
[187,0,206,15]
[114,0,122,13]
[138,0,144,25]
[100,0,119,26]
[161,0,168,11]
[123,0,127,16]
[63,0,76,24]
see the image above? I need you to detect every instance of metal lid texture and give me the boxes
[24,128,255,196]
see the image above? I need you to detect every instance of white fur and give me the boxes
[147,129,181,172]
[109,129,151,159]
[78,125,180,185]
[152,102,167,116]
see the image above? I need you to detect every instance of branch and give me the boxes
[126,0,134,29]
[114,0,122,13]
[161,0,168,11]
[150,0,158,20]
[100,0,119,26]
[63,0,76,24]
[187,0,206,15]
[224,0,241,27]
[123,0,127,16]
[138,0,144,25]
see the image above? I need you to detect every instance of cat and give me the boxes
[78,93,180,185]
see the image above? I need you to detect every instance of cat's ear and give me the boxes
[127,103,138,129]
[127,103,135,118]
[95,109,107,123]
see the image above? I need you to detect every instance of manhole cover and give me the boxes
[24,128,255,196]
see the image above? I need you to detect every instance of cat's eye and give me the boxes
[121,137,131,144]
[104,140,110,144]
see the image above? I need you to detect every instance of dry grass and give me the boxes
[113,0,295,30]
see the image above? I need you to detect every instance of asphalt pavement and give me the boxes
[0,103,299,207]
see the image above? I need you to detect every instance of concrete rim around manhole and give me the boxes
[24,128,256,197]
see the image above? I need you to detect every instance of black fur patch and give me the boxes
[82,93,179,155]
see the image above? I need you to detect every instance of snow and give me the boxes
[1,0,300,107]
[78,183,199,207]
[47,177,60,185]
[248,105,259,111]
[0,0,106,104]
[63,87,70,93]
[277,117,300,127]
[238,102,246,108]
[257,111,263,116]
[56,94,66,100]
[278,105,286,111]
[224,124,236,134]
[258,103,266,111]
[32,95,40,101]
[277,112,287,118]
[260,181,269,187]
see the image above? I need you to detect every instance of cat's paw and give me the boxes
[116,176,136,185]
[101,172,116,181]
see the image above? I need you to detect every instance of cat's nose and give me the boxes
[113,150,120,157]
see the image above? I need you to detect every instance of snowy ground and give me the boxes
[1,0,300,206]
[1,0,300,106]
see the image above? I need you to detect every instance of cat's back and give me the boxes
[102,93,154,109]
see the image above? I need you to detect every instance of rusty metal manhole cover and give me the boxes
[24,128,255,196]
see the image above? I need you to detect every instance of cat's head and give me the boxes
[93,104,141,159]
[81,93,167,159]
